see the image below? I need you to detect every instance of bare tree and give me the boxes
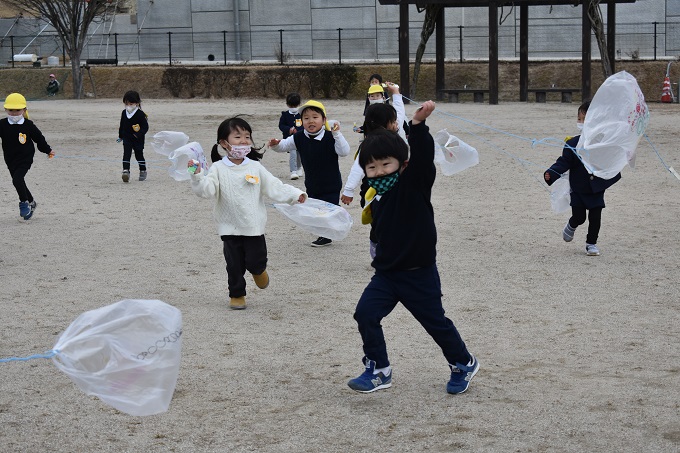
[411,4,442,98]
[587,0,613,78]
[3,0,113,98]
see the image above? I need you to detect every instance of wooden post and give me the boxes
[582,0,592,100]
[435,7,445,101]
[519,4,529,102]
[399,3,410,102]
[607,0,616,74]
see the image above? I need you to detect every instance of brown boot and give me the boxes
[229,296,246,310]
[252,270,269,289]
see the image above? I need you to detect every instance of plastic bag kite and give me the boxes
[51,299,182,416]
[167,142,209,181]
[274,198,353,241]
[433,129,479,176]
[576,71,649,180]
[151,131,189,157]
[550,171,571,214]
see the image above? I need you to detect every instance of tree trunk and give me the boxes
[411,5,442,98]
[588,1,612,78]
[70,55,83,99]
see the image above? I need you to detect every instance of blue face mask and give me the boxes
[367,169,400,195]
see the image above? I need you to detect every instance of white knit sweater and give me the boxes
[191,157,305,236]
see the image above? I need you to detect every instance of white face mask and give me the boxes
[369,98,384,105]
[576,123,584,131]
[288,108,298,114]
[227,144,251,160]
[126,105,137,114]
[7,114,23,124]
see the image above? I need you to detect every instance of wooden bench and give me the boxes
[527,88,580,103]
[440,88,490,103]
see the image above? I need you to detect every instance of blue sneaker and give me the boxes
[19,201,32,220]
[447,354,479,394]
[347,358,392,393]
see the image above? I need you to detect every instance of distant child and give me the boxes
[268,100,350,247]
[363,73,385,115]
[0,93,54,220]
[46,74,60,96]
[189,117,307,310]
[278,92,304,180]
[118,90,149,182]
[544,101,620,256]
[347,101,479,395]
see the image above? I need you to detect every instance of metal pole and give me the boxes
[168,32,172,66]
[653,21,658,61]
[223,31,227,66]
[114,33,118,66]
[279,29,284,65]
[459,26,463,62]
[338,28,343,64]
[10,36,14,68]
[62,45,66,67]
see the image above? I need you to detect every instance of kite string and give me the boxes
[0,349,60,363]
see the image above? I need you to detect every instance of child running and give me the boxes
[278,92,304,180]
[0,93,54,220]
[118,90,149,182]
[268,100,350,247]
[544,101,621,256]
[189,117,307,310]
[348,101,479,395]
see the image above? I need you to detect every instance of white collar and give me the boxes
[125,107,138,119]
[221,156,251,166]
[304,129,325,141]
[7,116,25,125]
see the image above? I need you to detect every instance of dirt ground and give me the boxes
[0,96,678,452]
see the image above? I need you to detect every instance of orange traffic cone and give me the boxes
[661,76,672,103]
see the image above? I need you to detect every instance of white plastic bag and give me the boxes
[550,171,571,214]
[576,71,649,180]
[51,299,182,416]
[151,131,189,157]
[167,142,208,181]
[274,198,353,241]
[433,129,479,176]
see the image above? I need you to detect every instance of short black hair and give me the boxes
[363,103,397,135]
[359,129,408,170]
[368,73,383,83]
[286,92,301,107]
[578,100,591,116]
[123,90,141,104]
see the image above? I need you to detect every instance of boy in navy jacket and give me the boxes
[278,92,304,180]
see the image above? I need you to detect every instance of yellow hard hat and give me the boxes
[367,85,385,95]
[4,93,27,110]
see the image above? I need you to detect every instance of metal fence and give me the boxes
[1,20,678,67]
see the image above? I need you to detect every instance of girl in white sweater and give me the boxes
[189,117,307,310]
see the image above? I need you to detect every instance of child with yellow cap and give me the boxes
[0,93,54,220]
[268,100,350,247]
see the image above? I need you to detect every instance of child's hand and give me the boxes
[544,171,551,182]
[289,127,296,135]
[340,195,353,205]
[298,193,307,203]
[188,159,201,174]
[116,137,122,143]
[384,82,400,95]
[328,120,340,132]
[48,150,55,159]
[268,138,281,148]
[411,100,435,124]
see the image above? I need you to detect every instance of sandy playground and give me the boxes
[0,96,678,452]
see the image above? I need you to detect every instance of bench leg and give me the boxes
[535,92,546,103]
[561,92,573,103]
[473,92,484,103]
[448,92,459,103]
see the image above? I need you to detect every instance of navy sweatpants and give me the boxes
[221,235,267,298]
[353,264,471,368]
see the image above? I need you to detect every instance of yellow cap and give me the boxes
[299,100,330,130]
[367,85,385,95]
[4,93,27,110]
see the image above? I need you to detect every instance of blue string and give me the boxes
[0,349,59,363]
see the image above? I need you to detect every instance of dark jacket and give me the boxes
[546,135,621,193]
[278,111,303,139]
[0,118,51,169]
[118,109,149,149]
[293,131,342,197]
[370,121,437,271]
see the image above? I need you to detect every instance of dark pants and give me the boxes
[8,164,33,202]
[221,235,267,298]
[353,265,471,368]
[569,206,603,245]
[122,143,147,171]
[307,190,339,206]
